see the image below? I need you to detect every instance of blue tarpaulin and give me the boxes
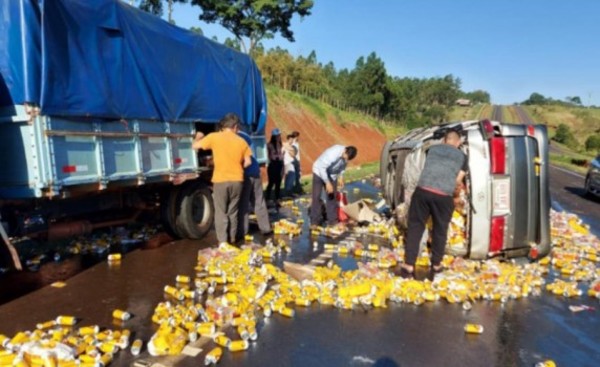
[0,0,267,132]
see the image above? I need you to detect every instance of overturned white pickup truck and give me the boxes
[380,120,551,260]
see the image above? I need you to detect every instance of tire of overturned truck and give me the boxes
[380,141,392,186]
[175,181,214,240]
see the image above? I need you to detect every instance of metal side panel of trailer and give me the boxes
[0,106,198,198]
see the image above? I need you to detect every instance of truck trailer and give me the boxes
[0,0,268,260]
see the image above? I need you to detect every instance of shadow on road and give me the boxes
[564,186,600,203]
[373,357,400,367]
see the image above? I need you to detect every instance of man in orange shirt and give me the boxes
[193,114,252,244]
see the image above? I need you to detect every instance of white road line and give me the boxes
[550,165,585,179]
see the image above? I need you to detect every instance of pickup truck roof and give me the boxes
[0,0,267,132]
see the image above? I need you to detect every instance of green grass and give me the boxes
[266,85,408,139]
[299,161,380,189]
[448,104,488,121]
[548,140,595,174]
[549,153,589,175]
[341,161,380,182]
[521,104,600,147]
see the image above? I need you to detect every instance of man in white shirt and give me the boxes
[310,145,357,227]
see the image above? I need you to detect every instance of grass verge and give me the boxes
[299,161,380,190]
[549,153,589,175]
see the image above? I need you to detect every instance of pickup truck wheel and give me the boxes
[384,154,397,208]
[175,182,214,239]
[161,186,182,239]
[380,141,392,186]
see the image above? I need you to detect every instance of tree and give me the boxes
[553,123,578,147]
[190,26,204,35]
[344,52,390,118]
[189,0,314,53]
[523,92,547,105]
[139,0,188,23]
[463,90,490,104]
[566,96,582,105]
[585,134,600,152]
[224,37,242,51]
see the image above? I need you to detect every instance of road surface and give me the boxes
[1,107,599,366]
[0,179,599,367]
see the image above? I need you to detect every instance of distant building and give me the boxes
[456,98,471,107]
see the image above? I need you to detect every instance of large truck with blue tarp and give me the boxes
[0,0,268,247]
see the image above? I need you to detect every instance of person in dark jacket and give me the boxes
[237,131,272,240]
[265,128,283,205]
[399,130,467,279]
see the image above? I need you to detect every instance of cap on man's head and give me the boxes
[291,131,300,138]
[271,128,281,136]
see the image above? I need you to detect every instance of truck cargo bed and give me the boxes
[0,106,197,198]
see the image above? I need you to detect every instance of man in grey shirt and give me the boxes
[400,130,467,278]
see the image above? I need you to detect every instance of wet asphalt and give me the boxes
[0,177,599,367]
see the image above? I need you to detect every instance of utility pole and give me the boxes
[168,0,173,24]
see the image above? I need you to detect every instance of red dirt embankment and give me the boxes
[265,104,387,175]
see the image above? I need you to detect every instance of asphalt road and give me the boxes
[2,103,599,366]
[1,178,599,367]
[549,165,599,236]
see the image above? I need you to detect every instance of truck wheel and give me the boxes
[161,186,183,239]
[380,141,392,185]
[175,182,214,240]
[384,153,396,207]
[392,151,407,208]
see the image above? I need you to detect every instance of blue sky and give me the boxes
[169,0,600,105]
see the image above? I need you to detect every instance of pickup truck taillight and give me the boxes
[490,216,505,254]
[486,119,508,255]
[490,137,506,174]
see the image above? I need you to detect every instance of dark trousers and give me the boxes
[213,181,243,244]
[238,175,271,239]
[310,174,338,226]
[265,160,283,201]
[404,187,454,267]
[293,160,302,192]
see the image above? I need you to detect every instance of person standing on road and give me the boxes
[310,145,357,227]
[193,113,251,245]
[237,130,272,239]
[283,134,298,196]
[265,128,284,205]
[291,131,302,194]
[400,130,467,278]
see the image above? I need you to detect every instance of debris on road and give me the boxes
[463,323,484,334]
[568,305,595,313]
[2,178,600,365]
[0,318,129,366]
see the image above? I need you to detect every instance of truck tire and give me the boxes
[392,150,408,208]
[161,186,183,239]
[383,153,396,207]
[175,182,214,240]
[380,141,392,186]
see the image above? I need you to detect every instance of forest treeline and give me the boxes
[251,47,490,128]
